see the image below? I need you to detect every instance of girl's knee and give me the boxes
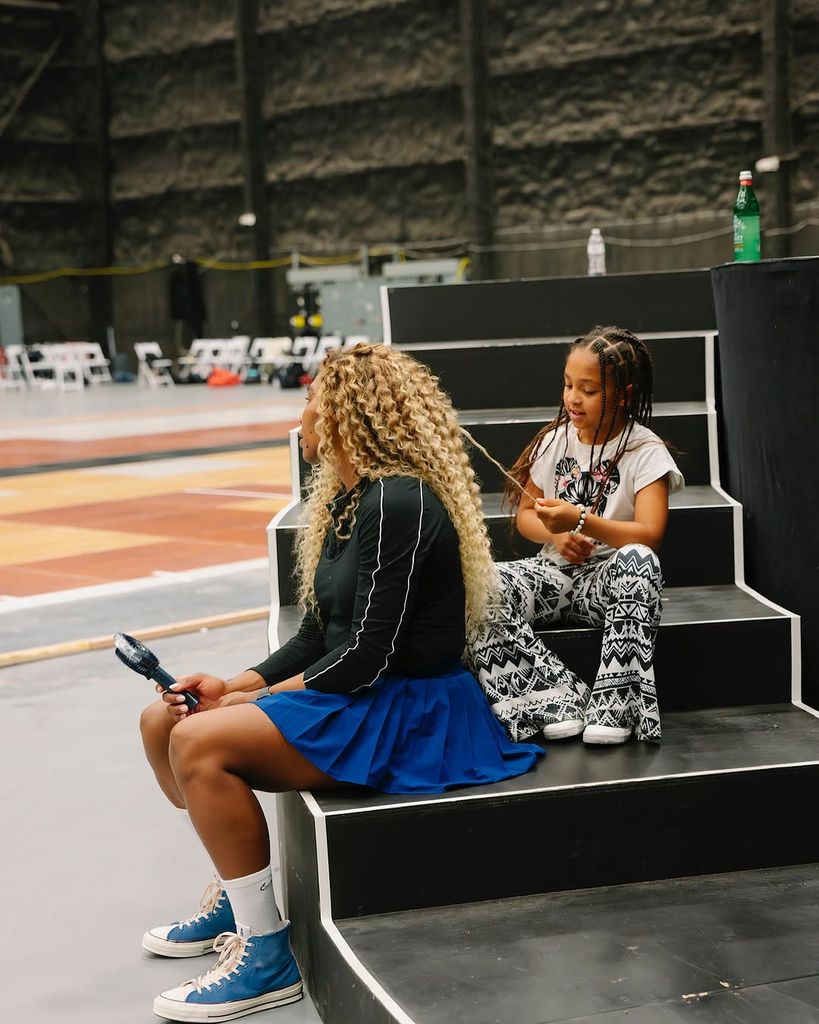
[611,544,662,586]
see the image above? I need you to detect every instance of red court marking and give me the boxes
[0,421,296,470]
[3,492,279,536]
[0,539,267,597]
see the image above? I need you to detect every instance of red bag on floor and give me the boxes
[207,367,241,387]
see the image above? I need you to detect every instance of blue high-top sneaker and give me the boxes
[153,925,303,1022]
[142,880,236,958]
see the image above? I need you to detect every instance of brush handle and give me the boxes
[150,665,200,710]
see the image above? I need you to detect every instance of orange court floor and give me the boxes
[0,384,302,602]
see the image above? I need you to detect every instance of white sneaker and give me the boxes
[583,723,633,745]
[542,718,585,740]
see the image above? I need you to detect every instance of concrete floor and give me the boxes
[0,608,322,1023]
[0,381,305,431]
[1,383,319,1022]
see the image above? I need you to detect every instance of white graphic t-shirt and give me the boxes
[528,421,684,562]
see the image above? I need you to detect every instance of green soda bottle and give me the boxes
[733,170,761,261]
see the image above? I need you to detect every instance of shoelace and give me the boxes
[178,879,224,927]
[190,932,249,993]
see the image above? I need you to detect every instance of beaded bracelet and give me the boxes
[570,506,588,535]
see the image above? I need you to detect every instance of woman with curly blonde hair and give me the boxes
[137,344,543,1023]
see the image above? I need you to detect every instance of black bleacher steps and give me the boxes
[278,705,819,1024]
[270,484,733,606]
[274,583,792,714]
[293,402,712,495]
[309,706,819,917]
[398,334,707,410]
[337,862,819,1024]
[461,403,710,491]
[481,486,736,588]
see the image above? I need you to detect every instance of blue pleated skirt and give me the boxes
[254,665,544,794]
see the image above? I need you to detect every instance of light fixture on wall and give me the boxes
[238,212,256,227]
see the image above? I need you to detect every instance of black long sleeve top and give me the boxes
[251,475,467,694]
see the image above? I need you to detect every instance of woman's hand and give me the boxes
[534,498,585,535]
[159,673,228,721]
[215,689,266,708]
[551,531,595,565]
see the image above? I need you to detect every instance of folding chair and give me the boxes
[36,344,84,390]
[244,337,292,382]
[0,344,27,390]
[135,342,175,387]
[68,341,112,384]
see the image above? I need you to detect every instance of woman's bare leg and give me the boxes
[140,700,185,808]
[168,704,339,880]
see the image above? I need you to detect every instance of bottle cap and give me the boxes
[739,170,753,182]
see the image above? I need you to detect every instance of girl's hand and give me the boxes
[551,531,595,565]
[534,498,586,535]
[159,673,227,721]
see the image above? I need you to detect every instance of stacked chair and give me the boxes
[0,341,111,390]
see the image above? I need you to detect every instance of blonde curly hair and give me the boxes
[294,343,498,636]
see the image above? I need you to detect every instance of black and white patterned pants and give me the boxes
[466,544,663,743]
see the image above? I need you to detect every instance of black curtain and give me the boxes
[712,257,819,709]
[169,260,206,338]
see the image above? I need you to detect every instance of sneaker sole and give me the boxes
[541,718,585,740]
[142,931,217,958]
[583,724,633,745]
[153,981,303,1021]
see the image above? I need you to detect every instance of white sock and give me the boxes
[177,808,222,885]
[221,864,284,937]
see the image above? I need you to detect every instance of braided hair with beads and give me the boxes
[505,326,656,515]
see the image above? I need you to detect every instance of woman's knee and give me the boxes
[140,699,173,743]
[167,713,232,787]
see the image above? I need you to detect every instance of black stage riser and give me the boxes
[407,336,706,411]
[484,506,736,588]
[293,412,710,502]
[273,501,732,608]
[542,616,791,712]
[322,766,819,919]
[277,792,397,1024]
[385,272,716,345]
[464,414,710,492]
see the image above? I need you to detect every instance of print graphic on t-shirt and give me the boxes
[554,456,620,514]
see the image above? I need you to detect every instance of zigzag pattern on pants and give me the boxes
[466,545,663,743]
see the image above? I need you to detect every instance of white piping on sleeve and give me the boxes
[305,478,425,692]
[365,477,424,688]
[304,479,386,685]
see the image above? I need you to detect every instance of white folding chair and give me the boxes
[177,339,225,381]
[220,336,251,374]
[245,337,291,382]
[67,341,112,384]
[0,345,27,390]
[135,342,175,388]
[36,344,84,390]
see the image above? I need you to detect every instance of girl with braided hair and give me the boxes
[466,325,683,746]
[137,343,542,1023]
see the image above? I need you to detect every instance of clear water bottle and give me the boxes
[733,170,761,262]
[587,228,606,276]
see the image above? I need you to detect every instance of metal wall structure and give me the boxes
[2,0,819,347]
